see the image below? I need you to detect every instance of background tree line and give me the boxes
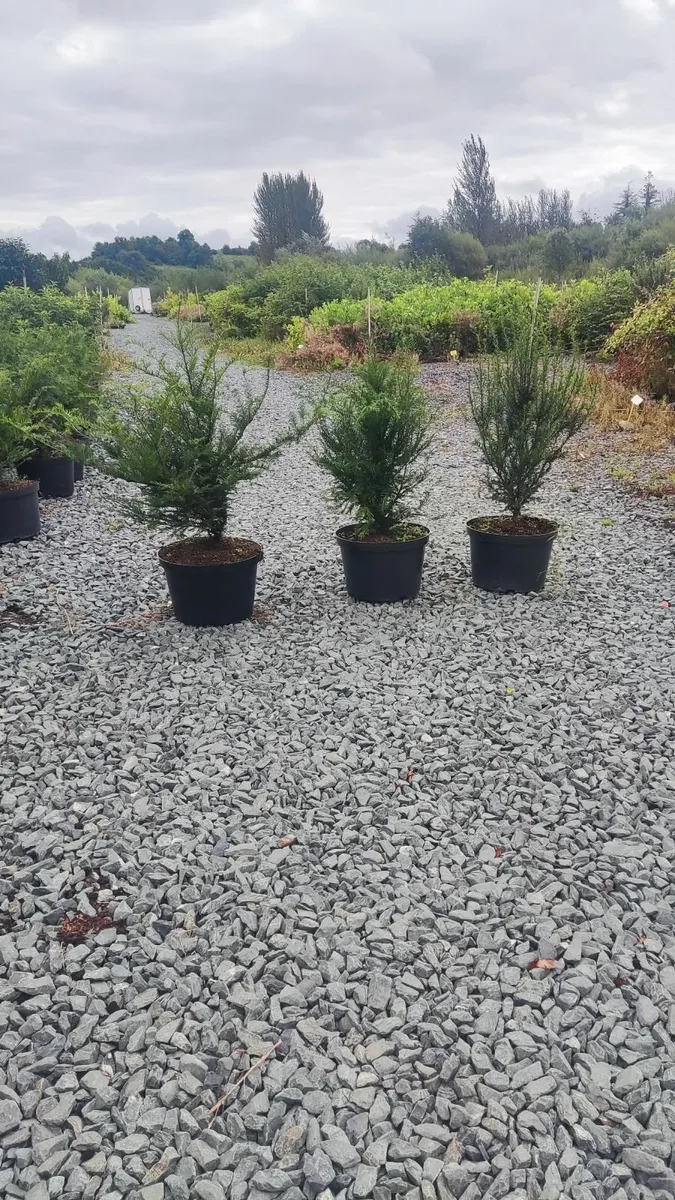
[3,140,675,300]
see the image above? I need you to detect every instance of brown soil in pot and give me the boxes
[339,523,429,544]
[0,479,36,493]
[468,515,557,537]
[159,537,262,566]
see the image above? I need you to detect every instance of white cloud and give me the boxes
[0,0,673,241]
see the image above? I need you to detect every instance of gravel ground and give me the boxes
[1,316,674,1200]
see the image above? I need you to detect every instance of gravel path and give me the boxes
[1,316,674,1200]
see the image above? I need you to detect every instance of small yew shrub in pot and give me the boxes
[19,401,83,499]
[468,309,590,593]
[4,320,104,498]
[315,356,434,603]
[0,376,40,544]
[104,322,311,626]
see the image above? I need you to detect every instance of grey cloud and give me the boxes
[1,0,674,240]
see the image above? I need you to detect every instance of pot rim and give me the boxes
[467,516,557,540]
[337,522,430,548]
[0,478,39,498]
[158,537,263,569]
[24,455,76,468]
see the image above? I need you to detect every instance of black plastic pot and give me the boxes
[21,456,75,499]
[337,524,429,603]
[72,434,88,483]
[467,517,557,593]
[159,542,263,626]
[0,481,40,545]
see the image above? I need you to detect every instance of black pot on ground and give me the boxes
[159,537,263,626]
[467,516,557,594]
[337,524,429,603]
[21,456,75,499]
[71,433,88,483]
[0,480,40,545]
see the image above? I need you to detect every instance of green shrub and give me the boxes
[303,278,556,360]
[0,371,40,473]
[404,216,487,279]
[104,297,131,328]
[0,320,105,439]
[550,271,637,350]
[26,398,84,459]
[605,281,675,399]
[0,285,100,331]
[205,258,451,343]
[205,286,263,338]
[632,249,675,298]
[68,267,135,301]
[314,357,433,533]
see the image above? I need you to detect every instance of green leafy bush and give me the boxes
[314,357,433,533]
[68,267,135,301]
[205,258,450,343]
[0,372,40,473]
[631,249,675,298]
[0,314,106,453]
[548,271,637,350]
[469,311,590,516]
[205,285,263,338]
[404,216,487,279]
[0,285,101,331]
[605,281,675,399]
[302,279,556,360]
[103,297,131,328]
[27,398,84,458]
[103,321,312,541]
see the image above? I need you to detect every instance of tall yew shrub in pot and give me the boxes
[315,356,434,602]
[467,304,590,593]
[103,321,311,626]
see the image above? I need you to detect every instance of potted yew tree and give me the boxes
[8,323,103,497]
[104,321,311,626]
[20,400,82,498]
[467,304,590,593]
[0,376,40,544]
[315,356,434,602]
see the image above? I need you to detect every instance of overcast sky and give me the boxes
[2,0,675,252]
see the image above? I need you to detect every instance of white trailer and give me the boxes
[128,287,153,315]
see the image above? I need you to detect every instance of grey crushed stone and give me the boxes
[0,315,674,1198]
